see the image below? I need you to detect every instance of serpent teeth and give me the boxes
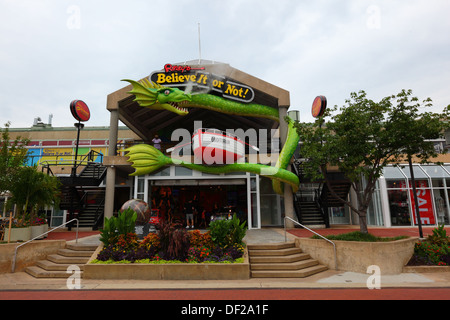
[169,102,188,113]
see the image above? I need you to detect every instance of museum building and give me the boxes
[103,60,296,230]
[3,60,450,230]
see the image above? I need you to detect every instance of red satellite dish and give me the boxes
[311,96,327,118]
[70,100,90,122]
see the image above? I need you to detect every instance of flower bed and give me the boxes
[92,231,245,264]
[406,225,450,267]
[84,210,249,279]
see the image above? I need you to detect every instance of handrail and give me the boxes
[11,218,79,273]
[284,216,338,270]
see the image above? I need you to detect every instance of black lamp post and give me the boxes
[68,121,84,231]
[408,155,424,239]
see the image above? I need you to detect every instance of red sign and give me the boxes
[408,180,435,225]
[164,64,205,73]
[399,180,435,225]
[70,100,90,122]
[312,96,327,118]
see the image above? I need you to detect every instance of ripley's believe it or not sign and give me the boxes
[123,64,301,196]
[150,64,255,103]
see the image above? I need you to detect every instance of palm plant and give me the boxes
[9,166,61,222]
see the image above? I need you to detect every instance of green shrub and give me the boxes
[99,208,137,246]
[427,224,449,246]
[209,214,246,248]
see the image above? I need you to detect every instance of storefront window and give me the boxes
[433,187,449,225]
[367,181,383,226]
[388,189,410,226]
[175,166,192,176]
[51,209,65,227]
[259,177,282,226]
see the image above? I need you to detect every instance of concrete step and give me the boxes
[251,265,328,278]
[248,247,302,256]
[47,254,90,265]
[250,258,319,271]
[247,241,328,279]
[25,243,95,279]
[67,244,99,251]
[57,248,94,257]
[247,242,295,251]
[25,266,74,279]
[249,252,311,264]
[35,260,86,271]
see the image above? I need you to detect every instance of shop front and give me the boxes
[375,164,450,227]
[132,165,283,229]
[104,60,295,230]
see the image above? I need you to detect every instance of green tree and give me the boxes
[9,166,61,221]
[295,90,449,233]
[0,122,29,195]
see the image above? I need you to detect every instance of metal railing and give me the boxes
[11,218,79,273]
[284,216,337,270]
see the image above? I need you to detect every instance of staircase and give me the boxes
[78,190,105,229]
[323,180,352,207]
[295,200,326,228]
[79,162,107,184]
[25,243,98,278]
[58,187,105,229]
[248,242,328,278]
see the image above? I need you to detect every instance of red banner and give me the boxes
[408,180,435,225]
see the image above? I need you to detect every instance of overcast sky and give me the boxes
[1,0,449,128]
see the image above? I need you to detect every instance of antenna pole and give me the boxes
[198,23,202,64]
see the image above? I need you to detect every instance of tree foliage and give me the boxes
[8,166,61,219]
[0,122,29,195]
[295,89,450,233]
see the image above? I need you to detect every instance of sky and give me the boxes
[0,0,449,128]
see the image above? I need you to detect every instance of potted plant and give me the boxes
[4,215,31,242]
[30,216,47,240]
[8,166,60,241]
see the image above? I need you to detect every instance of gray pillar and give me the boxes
[279,107,295,228]
[104,109,119,219]
[104,166,116,219]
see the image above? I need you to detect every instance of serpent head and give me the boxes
[122,79,191,116]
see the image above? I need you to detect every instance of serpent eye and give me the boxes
[164,90,170,95]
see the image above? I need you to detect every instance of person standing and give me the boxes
[184,200,194,229]
[152,134,162,150]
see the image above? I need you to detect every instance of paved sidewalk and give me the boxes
[0,228,449,292]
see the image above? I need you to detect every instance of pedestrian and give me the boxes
[184,200,194,229]
[152,134,162,150]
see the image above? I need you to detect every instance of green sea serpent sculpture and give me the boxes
[122,79,300,195]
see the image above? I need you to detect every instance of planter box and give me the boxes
[4,227,31,242]
[296,237,418,275]
[31,225,45,240]
[403,265,450,273]
[84,261,250,280]
[83,246,250,280]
